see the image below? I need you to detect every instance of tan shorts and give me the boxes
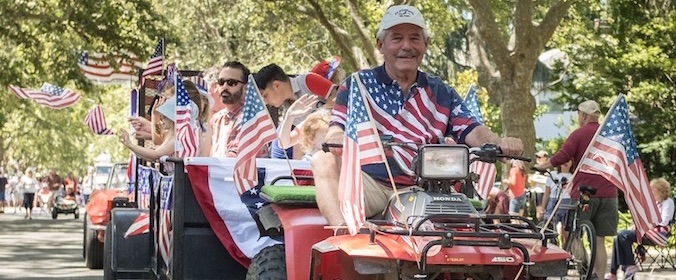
[362,172,416,217]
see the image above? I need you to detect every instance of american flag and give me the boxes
[339,74,387,235]
[175,77,198,158]
[188,76,207,93]
[463,85,496,199]
[124,212,150,238]
[84,105,114,135]
[157,174,173,267]
[8,83,81,109]
[140,39,165,87]
[578,94,661,244]
[233,75,277,195]
[78,52,143,85]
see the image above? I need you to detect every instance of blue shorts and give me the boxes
[0,191,5,201]
[509,194,526,213]
[545,198,571,223]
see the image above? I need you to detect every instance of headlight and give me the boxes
[419,145,469,179]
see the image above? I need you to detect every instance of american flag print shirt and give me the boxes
[330,65,481,186]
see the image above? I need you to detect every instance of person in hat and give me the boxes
[311,56,345,85]
[312,5,523,231]
[119,95,198,161]
[535,99,616,277]
[254,63,337,159]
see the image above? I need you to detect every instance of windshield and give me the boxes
[93,166,112,187]
[109,165,129,190]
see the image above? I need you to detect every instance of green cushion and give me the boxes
[469,198,484,210]
[261,185,317,204]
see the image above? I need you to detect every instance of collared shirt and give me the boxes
[210,104,243,158]
[330,65,480,186]
[550,121,617,198]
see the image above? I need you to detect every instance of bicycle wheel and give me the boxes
[563,220,596,280]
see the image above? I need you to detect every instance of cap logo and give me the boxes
[394,9,415,17]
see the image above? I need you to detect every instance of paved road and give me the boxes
[0,206,102,280]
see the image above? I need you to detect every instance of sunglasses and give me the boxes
[217,78,244,87]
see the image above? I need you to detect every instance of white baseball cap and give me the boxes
[378,5,427,34]
[578,100,601,117]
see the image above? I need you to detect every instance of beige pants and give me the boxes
[362,172,417,217]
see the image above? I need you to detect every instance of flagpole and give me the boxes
[536,94,623,246]
[248,74,298,186]
[353,73,404,210]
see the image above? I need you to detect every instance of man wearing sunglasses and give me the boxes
[210,61,250,158]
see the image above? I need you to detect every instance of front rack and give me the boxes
[363,213,559,279]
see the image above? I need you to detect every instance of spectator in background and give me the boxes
[606,178,674,280]
[211,61,250,158]
[20,169,39,219]
[535,100,616,277]
[81,167,94,205]
[46,170,62,208]
[0,167,7,213]
[504,159,527,215]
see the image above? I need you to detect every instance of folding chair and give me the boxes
[637,205,676,270]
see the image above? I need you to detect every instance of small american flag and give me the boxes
[233,75,277,195]
[175,77,198,157]
[158,175,173,267]
[339,74,387,235]
[463,85,496,199]
[84,105,114,135]
[140,39,165,87]
[578,94,661,244]
[8,83,81,109]
[78,52,143,85]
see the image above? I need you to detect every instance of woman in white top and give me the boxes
[19,169,39,219]
[606,178,675,280]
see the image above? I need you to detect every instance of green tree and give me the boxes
[551,0,676,180]
[0,0,168,173]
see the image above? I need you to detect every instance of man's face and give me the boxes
[377,24,428,77]
[216,67,245,105]
[260,81,288,108]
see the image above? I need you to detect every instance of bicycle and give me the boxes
[536,168,597,280]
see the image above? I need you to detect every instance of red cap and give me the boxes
[299,73,335,99]
[310,56,341,80]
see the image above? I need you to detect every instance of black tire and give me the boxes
[246,244,286,280]
[74,210,80,219]
[564,220,596,280]
[85,223,104,269]
[83,214,87,259]
[52,208,58,220]
[103,223,116,280]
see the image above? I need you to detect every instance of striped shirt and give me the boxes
[330,65,480,186]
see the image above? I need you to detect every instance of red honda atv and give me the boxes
[247,143,573,279]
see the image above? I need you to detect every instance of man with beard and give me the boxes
[210,61,250,158]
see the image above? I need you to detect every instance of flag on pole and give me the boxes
[77,52,143,85]
[84,105,114,135]
[140,39,165,87]
[463,85,497,199]
[339,74,387,235]
[175,77,198,158]
[233,75,276,195]
[8,83,81,109]
[578,95,661,244]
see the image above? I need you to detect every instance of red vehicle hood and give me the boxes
[85,189,128,226]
